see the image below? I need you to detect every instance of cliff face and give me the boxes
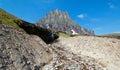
[36,9,94,35]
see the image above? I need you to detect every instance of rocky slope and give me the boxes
[1,23,120,70]
[56,36,120,70]
[0,8,58,69]
[36,9,94,35]
[0,24,52,70]
[0,24,106,70]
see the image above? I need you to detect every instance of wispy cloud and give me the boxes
[108,3,115,9]
[77,14,87,19]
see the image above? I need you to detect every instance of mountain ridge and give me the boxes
[36,9,94,35]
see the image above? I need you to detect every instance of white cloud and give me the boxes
[108,3,115,9]
[77,14,86,19]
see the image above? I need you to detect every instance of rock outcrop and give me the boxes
[0,24,52,70]
[15,20,59,44]
[36,9,94,35]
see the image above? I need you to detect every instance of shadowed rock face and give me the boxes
[15,20,59,44]
[36,9,94,35]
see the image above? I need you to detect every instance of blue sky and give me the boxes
[0,0,120,35]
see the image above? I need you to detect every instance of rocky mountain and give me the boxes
[0,8,120,70]
[36,9,94,35]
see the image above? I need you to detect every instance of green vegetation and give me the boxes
[0,8,22,28]
[56,31,86,37]
[56,31,71,37]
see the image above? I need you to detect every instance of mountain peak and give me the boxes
[36,10,94,35]
[46,9,70,21]
[55,9,61,13]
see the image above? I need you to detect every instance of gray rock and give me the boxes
[0,24,52,70]
[36,9,94,35]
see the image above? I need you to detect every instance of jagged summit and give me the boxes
[45,9,71,25]
[36,9,94,35]
[49,9,71,21]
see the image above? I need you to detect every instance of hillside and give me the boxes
[55,36,120,70]
[0,8,59,44]
[0,8,57,69]
[0,8,21,28]
[36,9,94,35]
[99,33,120,39]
